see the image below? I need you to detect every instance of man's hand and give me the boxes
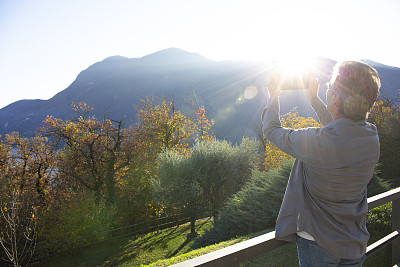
[307,74,319,100]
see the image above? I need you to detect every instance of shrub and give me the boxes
[365,201,392,267]
[37,192,116,255]
[367,168,391,198]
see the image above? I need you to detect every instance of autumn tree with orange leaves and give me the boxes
[41,102,137,204]
[194,106,214,142]
[128,97,214,219]
[0,132,59,204]
[0,132,60,266]
[133,97,213,186]
[135,97,196,153]
[260,108,320,171]
[368,94,400,186]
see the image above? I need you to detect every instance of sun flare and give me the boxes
[272,55,317,90]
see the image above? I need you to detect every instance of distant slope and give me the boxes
[1,48,399,141]
[361,59,400,100]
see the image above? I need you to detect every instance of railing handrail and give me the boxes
[367,187,400,209]
[173,187,400,267]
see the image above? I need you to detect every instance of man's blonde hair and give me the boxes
[329,61,381,121]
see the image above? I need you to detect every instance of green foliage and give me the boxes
[148,229,274,267]
[189,138,260,213]
[366,202,391,241]
[154,138,259,232]
[37,192,116,254]
[193,159,292,248]
[368,97,400,186]
[366,168,391,198]
[364,171,392,266]
[154,148,202,221]
[36,218,214,267]
[364,201,392,267]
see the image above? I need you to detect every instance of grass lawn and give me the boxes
[33,217,392,267]
[34,218,214,267]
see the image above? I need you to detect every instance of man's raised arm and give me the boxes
[307,76,332,126]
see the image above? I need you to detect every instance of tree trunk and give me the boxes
[212,209,219,224]
[105,157,117,205]
[191,216,196,234]
[187,216,198,239]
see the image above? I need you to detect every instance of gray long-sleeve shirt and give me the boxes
[261,95,380,259]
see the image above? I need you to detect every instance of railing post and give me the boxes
[393,198,400,265]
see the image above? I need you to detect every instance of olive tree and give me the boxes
[154,138,259,237]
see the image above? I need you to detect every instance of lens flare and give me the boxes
[271,55,317,90]
[236,95,245,105]
[217,105,234,121]
[244,86,258,99]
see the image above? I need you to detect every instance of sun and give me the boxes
[274,54,315,73]
[270,53,317,90]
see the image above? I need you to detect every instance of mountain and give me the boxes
[1,48,400,142]
[360,59,400,100]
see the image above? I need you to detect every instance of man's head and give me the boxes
[327,61,381,121]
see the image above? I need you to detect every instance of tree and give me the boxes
[0,190,37,267]
[262,109,320,171]
[154,149,202,237]
[193,106,214,142]
[0,133,57,266]
[41,102,136,204]
[132,97,215,220]
[368,94,400,186]
[154,138,259,237]
[0,132,58,204]
[135,97,195,154]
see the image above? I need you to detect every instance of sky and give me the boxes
[1,0,399,109]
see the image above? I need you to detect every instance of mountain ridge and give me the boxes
[1,48,400,141]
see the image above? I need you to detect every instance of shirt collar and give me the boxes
[326,118,366,127]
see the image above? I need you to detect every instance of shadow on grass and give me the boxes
[128,225,182,251]
[167,239,191,258]
[103,222,222,267]
[35,218,213,267]
[106,218,213,266]
[167,217,213,259]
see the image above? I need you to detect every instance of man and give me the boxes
[262,61,381,266]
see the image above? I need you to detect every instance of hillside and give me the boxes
[33,216,390,267]
[1,48,400,142]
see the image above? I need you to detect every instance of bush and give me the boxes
[367,202,392,241]
[367,168,391,198]
[37,192,116,255]
[365,201,392,267]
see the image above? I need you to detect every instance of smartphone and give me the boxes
[280,74,310,90]
[278,69,311,90]
[272,62,312,90]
